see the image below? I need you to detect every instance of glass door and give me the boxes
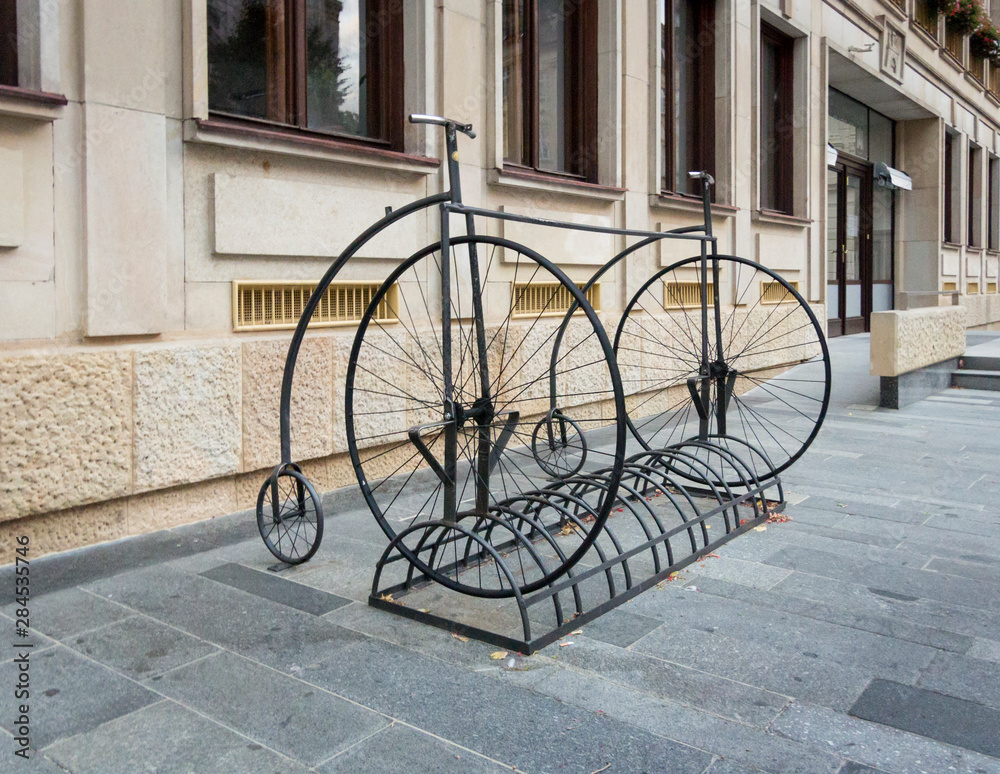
[827,158,872,337]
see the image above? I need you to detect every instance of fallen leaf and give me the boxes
[490,651,508,660]
[753,525,767,532]
[570,630,583,635]
[452,633,469,643]
[559,641,573,647]
[417,608,431,613]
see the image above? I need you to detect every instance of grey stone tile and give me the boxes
[169,509,256,548]
[837,764,890,774]
[1,587,134,640]
[543,636,789,727]
[762,545,1000,614]
[86,565,364,672]
[567,607,663,649]
[0,646,158,748]
[324,601,502,669]
[0,731,67,773]
[790,496,927,525]
[319,723,510,774]
[703,758,771,774]
[850,679,1000,760]
[968,638,1000,663]
[631,623,875,710]
[201,563,351,616]
[275,536,383,603]
[0,612,55,658]
[44,700,311,773]
[0,530,218,599]
[686,576,974,655]
[529,668,842,774]
[770,701,1000,774]
[924,555,1000,584]
[917,652,1000,710]
[300,636,714,774]
[773,571,999,643]
[686,555,793,589]
[156,651,388,766]
[625,583,938,680]
[65,614,218,680]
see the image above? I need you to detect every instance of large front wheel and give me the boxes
[614,255,831,481]
[345,236,626,597]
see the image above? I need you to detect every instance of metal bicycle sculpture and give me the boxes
[256,115,831,651]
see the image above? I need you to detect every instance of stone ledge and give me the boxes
[870,306,967,378]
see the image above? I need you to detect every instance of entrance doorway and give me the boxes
[827,157,871,337]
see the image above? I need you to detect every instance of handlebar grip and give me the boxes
[408,114,476,139]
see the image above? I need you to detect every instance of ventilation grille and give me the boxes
[233,281,396,331]
[943,281,958,292]
[968,282,980,295]
[511,282,600,318]
[663,281,714,310]
[989,282,998,294]
[761,280,798,304]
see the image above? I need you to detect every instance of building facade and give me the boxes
[2,0,999,557]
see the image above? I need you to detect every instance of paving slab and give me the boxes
[64,614,219,680]
[155,651,389,766]
[86,565,365,672]
[300,635,715,774]
[849,679,1000,761]
[916,651,1000,710]
[770,701,1000,774]
[0,646,158,749]
[565,606,664,648]
[1,586,134,640]
[201,562,352,616]
[44,700,311,773]
[528,667,843,774]
[318,723,511,774]
[544,634,790,727]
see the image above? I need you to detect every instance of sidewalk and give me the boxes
[3,333,1000,773]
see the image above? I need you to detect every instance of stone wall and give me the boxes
[870,306,968,378]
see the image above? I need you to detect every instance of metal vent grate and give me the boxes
[968,282,980,295]
[663,281,714,310]
[943,281,958,292]
[761,280,799,305]
[233,281,396,331]
[511,282,600,318]
[989,282,998,294]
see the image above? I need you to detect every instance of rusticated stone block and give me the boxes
[242,337,334,472]
[127,478,238,535]
[870,307,967,378]
[133,344,242,491]
[0,352,131,522]
[0,499,128,559]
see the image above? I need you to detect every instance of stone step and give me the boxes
[957,355,1000,372]
[951,369,1000,391]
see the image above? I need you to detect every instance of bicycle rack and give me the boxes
[255,116,827,653]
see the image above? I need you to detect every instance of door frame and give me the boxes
[827,154,873,337]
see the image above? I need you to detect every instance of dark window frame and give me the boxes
[989,155,999,252]
[968,145,980,247]
[207,0,404,152]
[662,0,716,197]
[0,0,17,87]
[502,0,599,183]
[944,132,956,244]
[760,23,795,216]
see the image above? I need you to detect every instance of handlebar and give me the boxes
[408,114,476,139]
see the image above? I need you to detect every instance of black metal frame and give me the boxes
[256,114,829,651]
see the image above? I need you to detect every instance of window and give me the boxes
[502,0,598,181]
[207,0,403,148]
[989,156,999,251]
[969,145,982,247]
[662,0,716,196]
[0,0,17,87]
[944,132,957,243]
[913,0,937,36]
[760,24,795,214]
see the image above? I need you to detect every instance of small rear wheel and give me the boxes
[531,410,587,479]
[257,468,324,564]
